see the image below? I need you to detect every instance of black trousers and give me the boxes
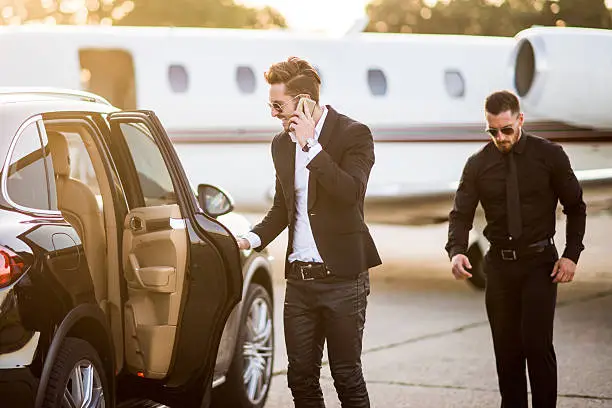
[284,270,370,408]
[484,247,559,408]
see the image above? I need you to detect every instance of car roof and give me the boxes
[0,88,120,166]
[0,87,113,106]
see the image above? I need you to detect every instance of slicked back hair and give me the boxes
[264,56,321,103]
[485,90,521,115]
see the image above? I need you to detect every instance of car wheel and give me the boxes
[214,283,274,408]
[42,337,109,408]
[466,243,486,290]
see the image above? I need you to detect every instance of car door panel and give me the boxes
[106,111,242,389]
[122,204,187,378]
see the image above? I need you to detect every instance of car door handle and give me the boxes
[128,253,176,292]
[128,253,146,288]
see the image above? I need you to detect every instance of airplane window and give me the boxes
[236,66,256,94]
[444,69,465,98]
[367,69,387,96]
[168,65,189,93]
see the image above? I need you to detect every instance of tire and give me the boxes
[466,243,486,290]
[42,337,110,408]
[213,283,274,408]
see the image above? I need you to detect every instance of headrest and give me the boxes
[46,131,70,177]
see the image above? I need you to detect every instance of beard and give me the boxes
[493,129,520,153]
[495,140,513,153]
[279,115,292,132]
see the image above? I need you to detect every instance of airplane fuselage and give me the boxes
[0,25,610,225]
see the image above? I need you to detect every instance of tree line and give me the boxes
[0,0,286,29]
[1,0,609,36]
[365,0,612,36]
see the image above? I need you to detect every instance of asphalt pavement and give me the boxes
[127,211,612,408]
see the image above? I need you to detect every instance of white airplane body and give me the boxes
[0,24,610,227]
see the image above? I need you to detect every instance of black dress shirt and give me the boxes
[445,132,586,263]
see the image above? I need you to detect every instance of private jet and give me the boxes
[1,24,610,288]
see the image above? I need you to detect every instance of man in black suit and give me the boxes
[237,56,381,408]
[446,90,586,408]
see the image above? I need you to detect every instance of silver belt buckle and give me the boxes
[501,249,517,261]
[299,264,315,280]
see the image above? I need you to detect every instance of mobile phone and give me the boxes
[296,97,316,116]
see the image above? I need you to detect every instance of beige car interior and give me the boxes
[47,130,108,304]
[45,122,124,368]
[46,122,189,378]
[122,204,187,379]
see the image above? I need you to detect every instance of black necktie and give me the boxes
[506,151,522,240]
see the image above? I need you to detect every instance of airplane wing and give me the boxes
[364,182,457,225]
[364,168,612,226]
[574,168,612,212]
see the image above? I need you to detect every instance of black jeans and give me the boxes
[485,248,558,408]
[284,270,370,408]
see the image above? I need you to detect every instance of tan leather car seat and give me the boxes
[47,131,107,302]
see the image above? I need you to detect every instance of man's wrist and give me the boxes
[448,246,467,261]
[562,248,580,265]
[243,232,261,250]
[302,137,317,152]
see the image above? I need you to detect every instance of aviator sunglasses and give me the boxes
[267,94,305,112]
[486,124,515,138]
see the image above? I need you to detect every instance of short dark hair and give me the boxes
[264,56,321,103]
[485,90,521,115]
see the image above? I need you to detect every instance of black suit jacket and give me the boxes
[251,106,382,279]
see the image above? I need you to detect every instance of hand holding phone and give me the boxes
[290,97,317,147]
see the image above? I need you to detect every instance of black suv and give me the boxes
[0,89,274,408]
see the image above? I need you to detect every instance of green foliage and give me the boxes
[365,0,612,36]
[0,0,287,29]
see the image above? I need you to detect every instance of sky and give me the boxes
[237,0,372,34]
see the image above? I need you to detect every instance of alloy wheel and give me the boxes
[242,296,273,405]
[62,359,105,408]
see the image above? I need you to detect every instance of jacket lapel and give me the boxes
[307,106,338,210]
[317,105,338,149]
[278,132,296,215]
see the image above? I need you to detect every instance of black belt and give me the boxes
[491,237,554,261]
[287,261,331,280]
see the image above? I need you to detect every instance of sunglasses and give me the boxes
[486,124,515,138]
[267,94,304,112]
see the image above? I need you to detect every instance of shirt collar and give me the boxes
[513,129,527,154]
[289,105,328,143]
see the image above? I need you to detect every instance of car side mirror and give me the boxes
[197,184,234,217]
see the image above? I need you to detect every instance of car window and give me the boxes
[6,121,51,210]
[66,132,100,193]
[118,122,177,207]
[41,129,104,213]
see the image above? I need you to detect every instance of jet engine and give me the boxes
[510,27,612,129]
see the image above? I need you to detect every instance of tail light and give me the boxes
[0,246,26,288]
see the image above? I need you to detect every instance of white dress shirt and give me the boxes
[244,106,328,262]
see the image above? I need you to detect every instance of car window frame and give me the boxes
[105,120,154,210]
[105,113,192,213]
[1,114,61,217]
[114,121,179,209]
[41,113,130,215]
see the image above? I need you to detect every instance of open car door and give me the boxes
[106,111,242,389]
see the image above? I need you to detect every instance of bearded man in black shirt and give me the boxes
[445,90,586,408]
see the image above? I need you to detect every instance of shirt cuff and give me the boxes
[305,143,322,164]
[562,247,581,264]
[243,232,261,250]
[448,246,467,260]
